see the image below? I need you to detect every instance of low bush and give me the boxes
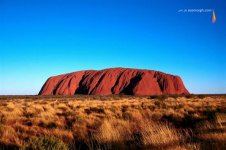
[24,136,68,150]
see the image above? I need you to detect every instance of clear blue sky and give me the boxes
[0,0,225,95]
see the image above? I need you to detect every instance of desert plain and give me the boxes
[0,95,225,150]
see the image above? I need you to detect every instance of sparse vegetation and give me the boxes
[24,136,68,150]
[0,95,225,149]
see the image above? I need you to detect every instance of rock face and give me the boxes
[39,68,189,96]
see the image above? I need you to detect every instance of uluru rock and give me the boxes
[39,68,189,96]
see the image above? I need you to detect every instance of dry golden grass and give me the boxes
[0,95,225,149]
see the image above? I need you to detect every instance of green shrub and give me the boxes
[24,136,68,150]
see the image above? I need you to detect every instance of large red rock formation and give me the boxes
[39,68,189,96]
